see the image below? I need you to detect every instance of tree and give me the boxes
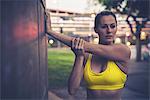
[97,0,150,61]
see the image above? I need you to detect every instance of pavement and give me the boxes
[121,60,149,100]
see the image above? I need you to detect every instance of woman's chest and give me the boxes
[90,57,107,73]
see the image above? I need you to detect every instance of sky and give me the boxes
[46,0,88,13]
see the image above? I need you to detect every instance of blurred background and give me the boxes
[46,0,150,100]
[46,0,149,61]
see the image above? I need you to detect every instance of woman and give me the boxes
[46,11,131,100]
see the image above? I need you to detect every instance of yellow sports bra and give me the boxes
[84,54,127,90]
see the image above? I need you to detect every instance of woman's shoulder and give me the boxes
[114,43,131,59]
[114,43,130,51]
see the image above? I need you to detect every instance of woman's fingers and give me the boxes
[81,39,85,53]
[76,38,85,52]
[81,39,84,50]
[71,37,85,49]
[71,37,85,56]
[46,10,50,18]
[75,38,80,49]
[71,38,75,49]
[45,11,52,31]
[79,38,83,50]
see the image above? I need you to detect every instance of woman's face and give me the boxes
[95,15,117,45]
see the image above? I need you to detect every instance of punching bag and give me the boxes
[0,0,48,99]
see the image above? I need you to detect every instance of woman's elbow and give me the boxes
[68,89,75,95]
[122,48,131,62]
[68,86,78,95]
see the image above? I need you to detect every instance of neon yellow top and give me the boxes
[84,54,127,90]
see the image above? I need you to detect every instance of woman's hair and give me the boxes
[94,11,117,29]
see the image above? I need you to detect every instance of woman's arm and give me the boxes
[47,30,73,47]
[68,55,84,95]
[68,38,85,95]
[47,30,130,62]
[84,42,131,62]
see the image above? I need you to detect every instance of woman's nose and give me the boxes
[107,26,112,33]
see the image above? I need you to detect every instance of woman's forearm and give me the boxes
[47,30,73,47]
[68,56,84,95]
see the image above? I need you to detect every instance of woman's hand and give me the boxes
[71,38,85,56]
[45,10,51,33]
[45,10,73,47]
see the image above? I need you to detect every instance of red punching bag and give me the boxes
[0,0,48,99]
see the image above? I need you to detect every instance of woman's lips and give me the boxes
[105,35,113,39]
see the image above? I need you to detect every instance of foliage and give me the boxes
[98,0,124,10]
[98,0,149,18]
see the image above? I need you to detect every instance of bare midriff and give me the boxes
[87,88,122,100]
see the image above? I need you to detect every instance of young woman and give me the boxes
[46,11,131,100]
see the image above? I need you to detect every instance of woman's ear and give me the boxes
[94,27,98,33]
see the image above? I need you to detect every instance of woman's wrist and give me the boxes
[75,54,84,58]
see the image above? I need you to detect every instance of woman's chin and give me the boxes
[100,39,114,45]
[105,39,114,44]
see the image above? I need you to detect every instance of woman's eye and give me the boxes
[100,25,107,29]
[100,24,116,29]
[110,25,116,28]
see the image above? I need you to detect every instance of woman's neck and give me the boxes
[99,41,113,45]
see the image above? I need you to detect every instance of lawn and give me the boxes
[48,48,75,89]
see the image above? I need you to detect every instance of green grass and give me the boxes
[48,48,75,89]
